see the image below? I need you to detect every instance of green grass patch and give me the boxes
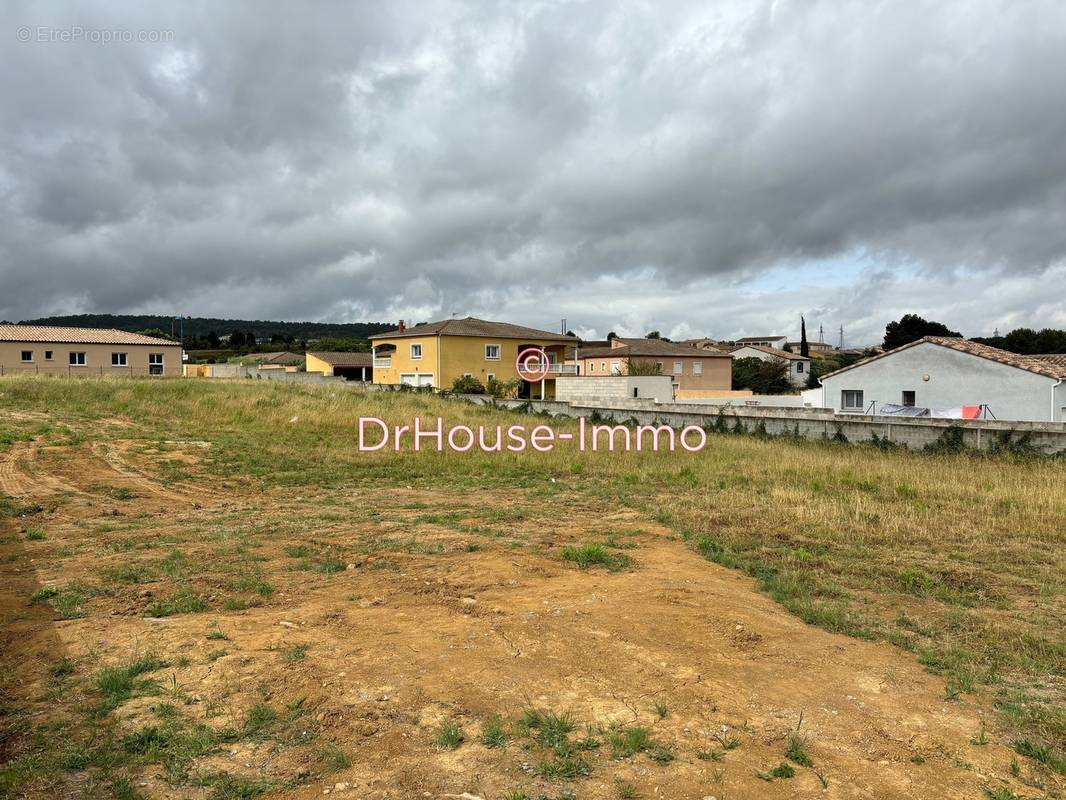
[756,762,796,780]
[480,715,508,748]
[145,586,207,617]
[560,543,632,571]
[434,720,465,750]
[95,653,167,713]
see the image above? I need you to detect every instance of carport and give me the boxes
[305,351,374,381]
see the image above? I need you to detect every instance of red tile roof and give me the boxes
[307,351,372,367]
[371,317,575,342]
[730,344,810,361]
[577,338,731,359]
[0,325,179,346]
[821,337,1066,381]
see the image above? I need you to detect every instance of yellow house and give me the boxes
[370,317,577,398]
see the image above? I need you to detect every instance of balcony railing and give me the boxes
[522,361,578,375]
[373,357,392,368]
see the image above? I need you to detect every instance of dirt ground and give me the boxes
[0,428,1042,799]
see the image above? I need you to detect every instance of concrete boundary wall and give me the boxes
[458,395,1066,454]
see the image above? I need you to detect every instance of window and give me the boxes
[69,352,86,366]
[410,343,422,360]
[673,361,683,375]
[692,361,702,375]
[796,362,804,373]
[112,352,128,367]
[148,353,164,375]
[484,344,501,360]
[841,390,864,410]
[600,361,606,372]
[902,390,916,407]
[610,360,620,375]
[487,373,495,382]
[44,351,53,360]
[20,350,32,362]
[655,361,663,373]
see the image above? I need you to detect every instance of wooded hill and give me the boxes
[15,314,395,341]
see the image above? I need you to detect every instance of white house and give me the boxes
[817,337,1066,422]
[730,344,811,388]
[734,335,788,349]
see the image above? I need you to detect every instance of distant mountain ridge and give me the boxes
[15,314,394,341]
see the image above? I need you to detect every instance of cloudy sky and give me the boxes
[3,1,1066,344]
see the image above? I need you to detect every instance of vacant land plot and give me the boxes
[0,377,1063,800]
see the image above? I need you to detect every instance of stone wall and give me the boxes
[458,395,1066,454]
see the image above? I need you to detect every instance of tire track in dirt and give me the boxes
[0,440,79,497]
[90,440,228,503]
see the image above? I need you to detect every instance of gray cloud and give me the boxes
[2,0,1066,342]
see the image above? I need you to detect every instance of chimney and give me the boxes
[398,319,405,332]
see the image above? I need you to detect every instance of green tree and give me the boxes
[883,314,961,350]
[134,328,176,341]
[799,316,810,358]
[972,327,1066,354]
[310,338,371,352]
[732,357,791,394]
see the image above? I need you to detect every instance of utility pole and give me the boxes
[175,315,185,364]
[819,323,824,343]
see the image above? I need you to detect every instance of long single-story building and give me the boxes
[816,336,1066,422]
[0,325,182,377]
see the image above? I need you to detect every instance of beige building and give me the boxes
[734,335,788,349]
[573,337,732,398]
[679,337,728,351]
[787,340,834,354]
[0,325,182,377]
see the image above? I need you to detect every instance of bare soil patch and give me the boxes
[0,432,1045,799]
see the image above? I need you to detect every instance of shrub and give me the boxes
[451,375,485,395]
[486,377,520,399]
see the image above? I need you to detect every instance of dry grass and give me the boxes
[1,375,1064,789]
